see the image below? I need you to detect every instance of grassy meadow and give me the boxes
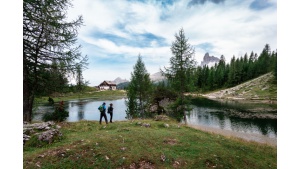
[23,119,276,168]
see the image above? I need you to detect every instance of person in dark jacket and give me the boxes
[107,103,114,123]
[99,102,108,125]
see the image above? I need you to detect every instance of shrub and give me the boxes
[48,97,54,105]
[42,101,69,122]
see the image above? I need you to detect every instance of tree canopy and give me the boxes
[125,54,153,119]
[161,28,197,123]
[23,0,88,122]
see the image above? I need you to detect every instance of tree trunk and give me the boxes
[181,94,187,125]
[23,65,33,122]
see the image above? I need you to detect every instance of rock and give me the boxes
[23,121,56,131]
[154,115,169,121]
[37,129,62,144]
[23,134,31,145]
[141,123,151,128]
[161,154,166,162]
[164,123,169,128]
[23,121,62,146]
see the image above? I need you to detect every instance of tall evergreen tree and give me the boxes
[125,55,153,119]
[270,50,277,83]
[75,64,88,93]
[228,56,237,87]
[161,28,197,123]
[215,55,226,88]
[23,0,88,122]
[257,44,271,75]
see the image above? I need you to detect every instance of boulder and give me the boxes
[23,121,62,146]
[141,123,151,128]
[37,129,62,144]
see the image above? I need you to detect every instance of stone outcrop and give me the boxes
[23,121,62,146]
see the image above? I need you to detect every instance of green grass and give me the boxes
[35,90,127,104]
[24,120,276,168]
[195,73,277,101]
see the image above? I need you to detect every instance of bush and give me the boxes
[42,101,69,122]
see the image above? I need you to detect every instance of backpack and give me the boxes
[98,105,104,112]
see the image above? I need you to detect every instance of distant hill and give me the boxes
[150,72,165,82]
[117,81,130,89]
[113,77,129,85]
[114,72,165,89]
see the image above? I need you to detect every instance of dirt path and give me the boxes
[188,124,277,147]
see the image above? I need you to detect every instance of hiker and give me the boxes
[107,103,114,123]
[99,102,108,124]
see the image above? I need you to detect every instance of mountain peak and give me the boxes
[200,53,220,67]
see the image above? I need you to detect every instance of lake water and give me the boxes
[188,98,277,137]
[34,98,128,122]
[33,97,277,145]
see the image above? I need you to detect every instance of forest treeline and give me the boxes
[125,38,277,122]
[195,44,277,92]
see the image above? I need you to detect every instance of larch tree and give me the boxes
[161,28,197,123]
[125,54,153,119]
[23,0,88,122]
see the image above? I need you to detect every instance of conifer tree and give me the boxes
[23,0,88,122]
[161,28,197,123]
[125,55,153,119]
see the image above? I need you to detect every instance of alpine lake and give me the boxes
[33,97,277,146]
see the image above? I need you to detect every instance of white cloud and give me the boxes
[67,0,277,86]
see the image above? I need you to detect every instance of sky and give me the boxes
[66,0,277,86]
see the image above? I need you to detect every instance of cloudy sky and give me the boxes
[66,0,277,86]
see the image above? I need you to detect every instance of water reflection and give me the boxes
[33,97,276,140]
[187,99,277,139]
[77,102,85,121]
[34,98,127,122]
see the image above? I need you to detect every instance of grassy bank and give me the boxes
[23,119,276,168]
[35,90,127,104]
[199,73,277,102]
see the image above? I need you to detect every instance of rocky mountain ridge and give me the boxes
[200,52,221,67]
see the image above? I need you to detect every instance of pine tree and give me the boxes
[215,55,226,88]
[228,56,237,87]
[161,28,197,123]
[257,44,271,75]
[23,0,88,122]
[125,55,153,119]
